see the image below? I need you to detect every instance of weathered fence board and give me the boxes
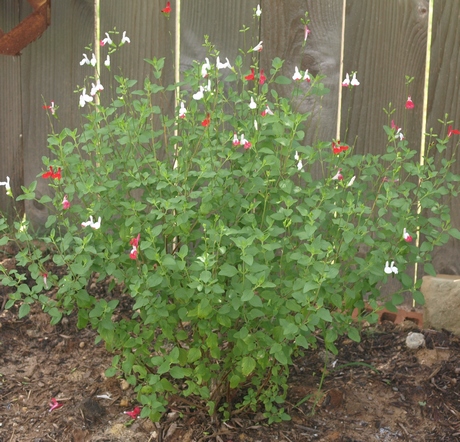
[341,0,429,153]
[19,0,94,225]
[0,0,24,219]
[2,0,460,284]
[427,1,460,274]
[262,0,343,146]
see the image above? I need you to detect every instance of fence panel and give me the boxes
[20,0,94,226]
[0,0,24,219]
[341,0,429,154]
[426,1,460,274]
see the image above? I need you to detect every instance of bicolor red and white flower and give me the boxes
[292,66,302,81]
[179,102,187,118]
[303,69,311,82]
[405,96,414,109]
[42,273,48,289]
[252,41,263,52]
[232,133,240,146]
[90,79,104,96]
[130,233,140,259]
[332,169,343,181]
[100,32,113,46]
[261,105,274,116]
[240,134,251,149]
[62,195,70,210]
[304,25,311,41]
[42,101,56,115]
[403,228,413,242]
[448,125,460,137]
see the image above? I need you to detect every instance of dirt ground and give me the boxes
[1,272,460,441]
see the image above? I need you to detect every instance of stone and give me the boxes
[405,332,425,349]
[421,274,460,336]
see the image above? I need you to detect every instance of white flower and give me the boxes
[255,4,262,16]
[201,57,211,78]
[347,176,356,187]
[216,56,232,70]
[79,88,93,107]
[292,66,302,81]
[82,216,101,229]
[384,261,398,275]
[104,55,110,67]
[254,120,258,131]
[90,53,97,66]
[294,152,303,170]
[252,41,263,52]
[0,176,11,196]
[249,96,257,109]
[80,54,90,66]
[193,86,204,100]
[351,72,360,86]
[342,73,350,87]
[101,32,112,46]
[179,101,187,118]
[204,79,212,92]
[121,31,130,44]
[90,79,104,96]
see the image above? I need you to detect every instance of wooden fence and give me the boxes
[1,0,460,276]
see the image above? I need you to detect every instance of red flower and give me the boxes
[201,113,211,127]
[244,68,255,81]
[124,406,141,419]
[42,166,61,180]
[161,1,171,16]
[332,140,349,155]
[448,125,460,137]
[259,69,266,85]
[49,398,63,412]
[405,96,414,109]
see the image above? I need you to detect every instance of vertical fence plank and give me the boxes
[20,0,94,227]
[262,0,343,146]
[426,1,460,274]
[0,0,24,219]
[180,0,258,71]
[342,0,429,305]
[341,0,429,153]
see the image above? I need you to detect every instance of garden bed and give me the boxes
[1,272,459,441]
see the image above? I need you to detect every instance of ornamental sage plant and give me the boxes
[3,12,460,426]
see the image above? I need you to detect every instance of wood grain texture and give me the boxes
[0,0,24,219]
[19,0,93,227]
[341,0,429,153]
[262,0,343,145]
[426,1,460,274]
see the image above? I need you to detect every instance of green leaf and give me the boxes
[218,263,238,277]
[275,75,291,85]
[347,327,361,343]
[241,356,256,376]
[317,308,332,322]
[18,303,30,318]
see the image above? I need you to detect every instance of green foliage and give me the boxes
[2,26,460,424]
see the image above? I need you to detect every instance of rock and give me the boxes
[421,274,460,336]
[406,332,425,349]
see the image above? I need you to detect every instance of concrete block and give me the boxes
[421,274,460,336]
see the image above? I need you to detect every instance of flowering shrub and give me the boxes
[2,10,460,424]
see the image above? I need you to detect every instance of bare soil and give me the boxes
[1,260,460,441]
